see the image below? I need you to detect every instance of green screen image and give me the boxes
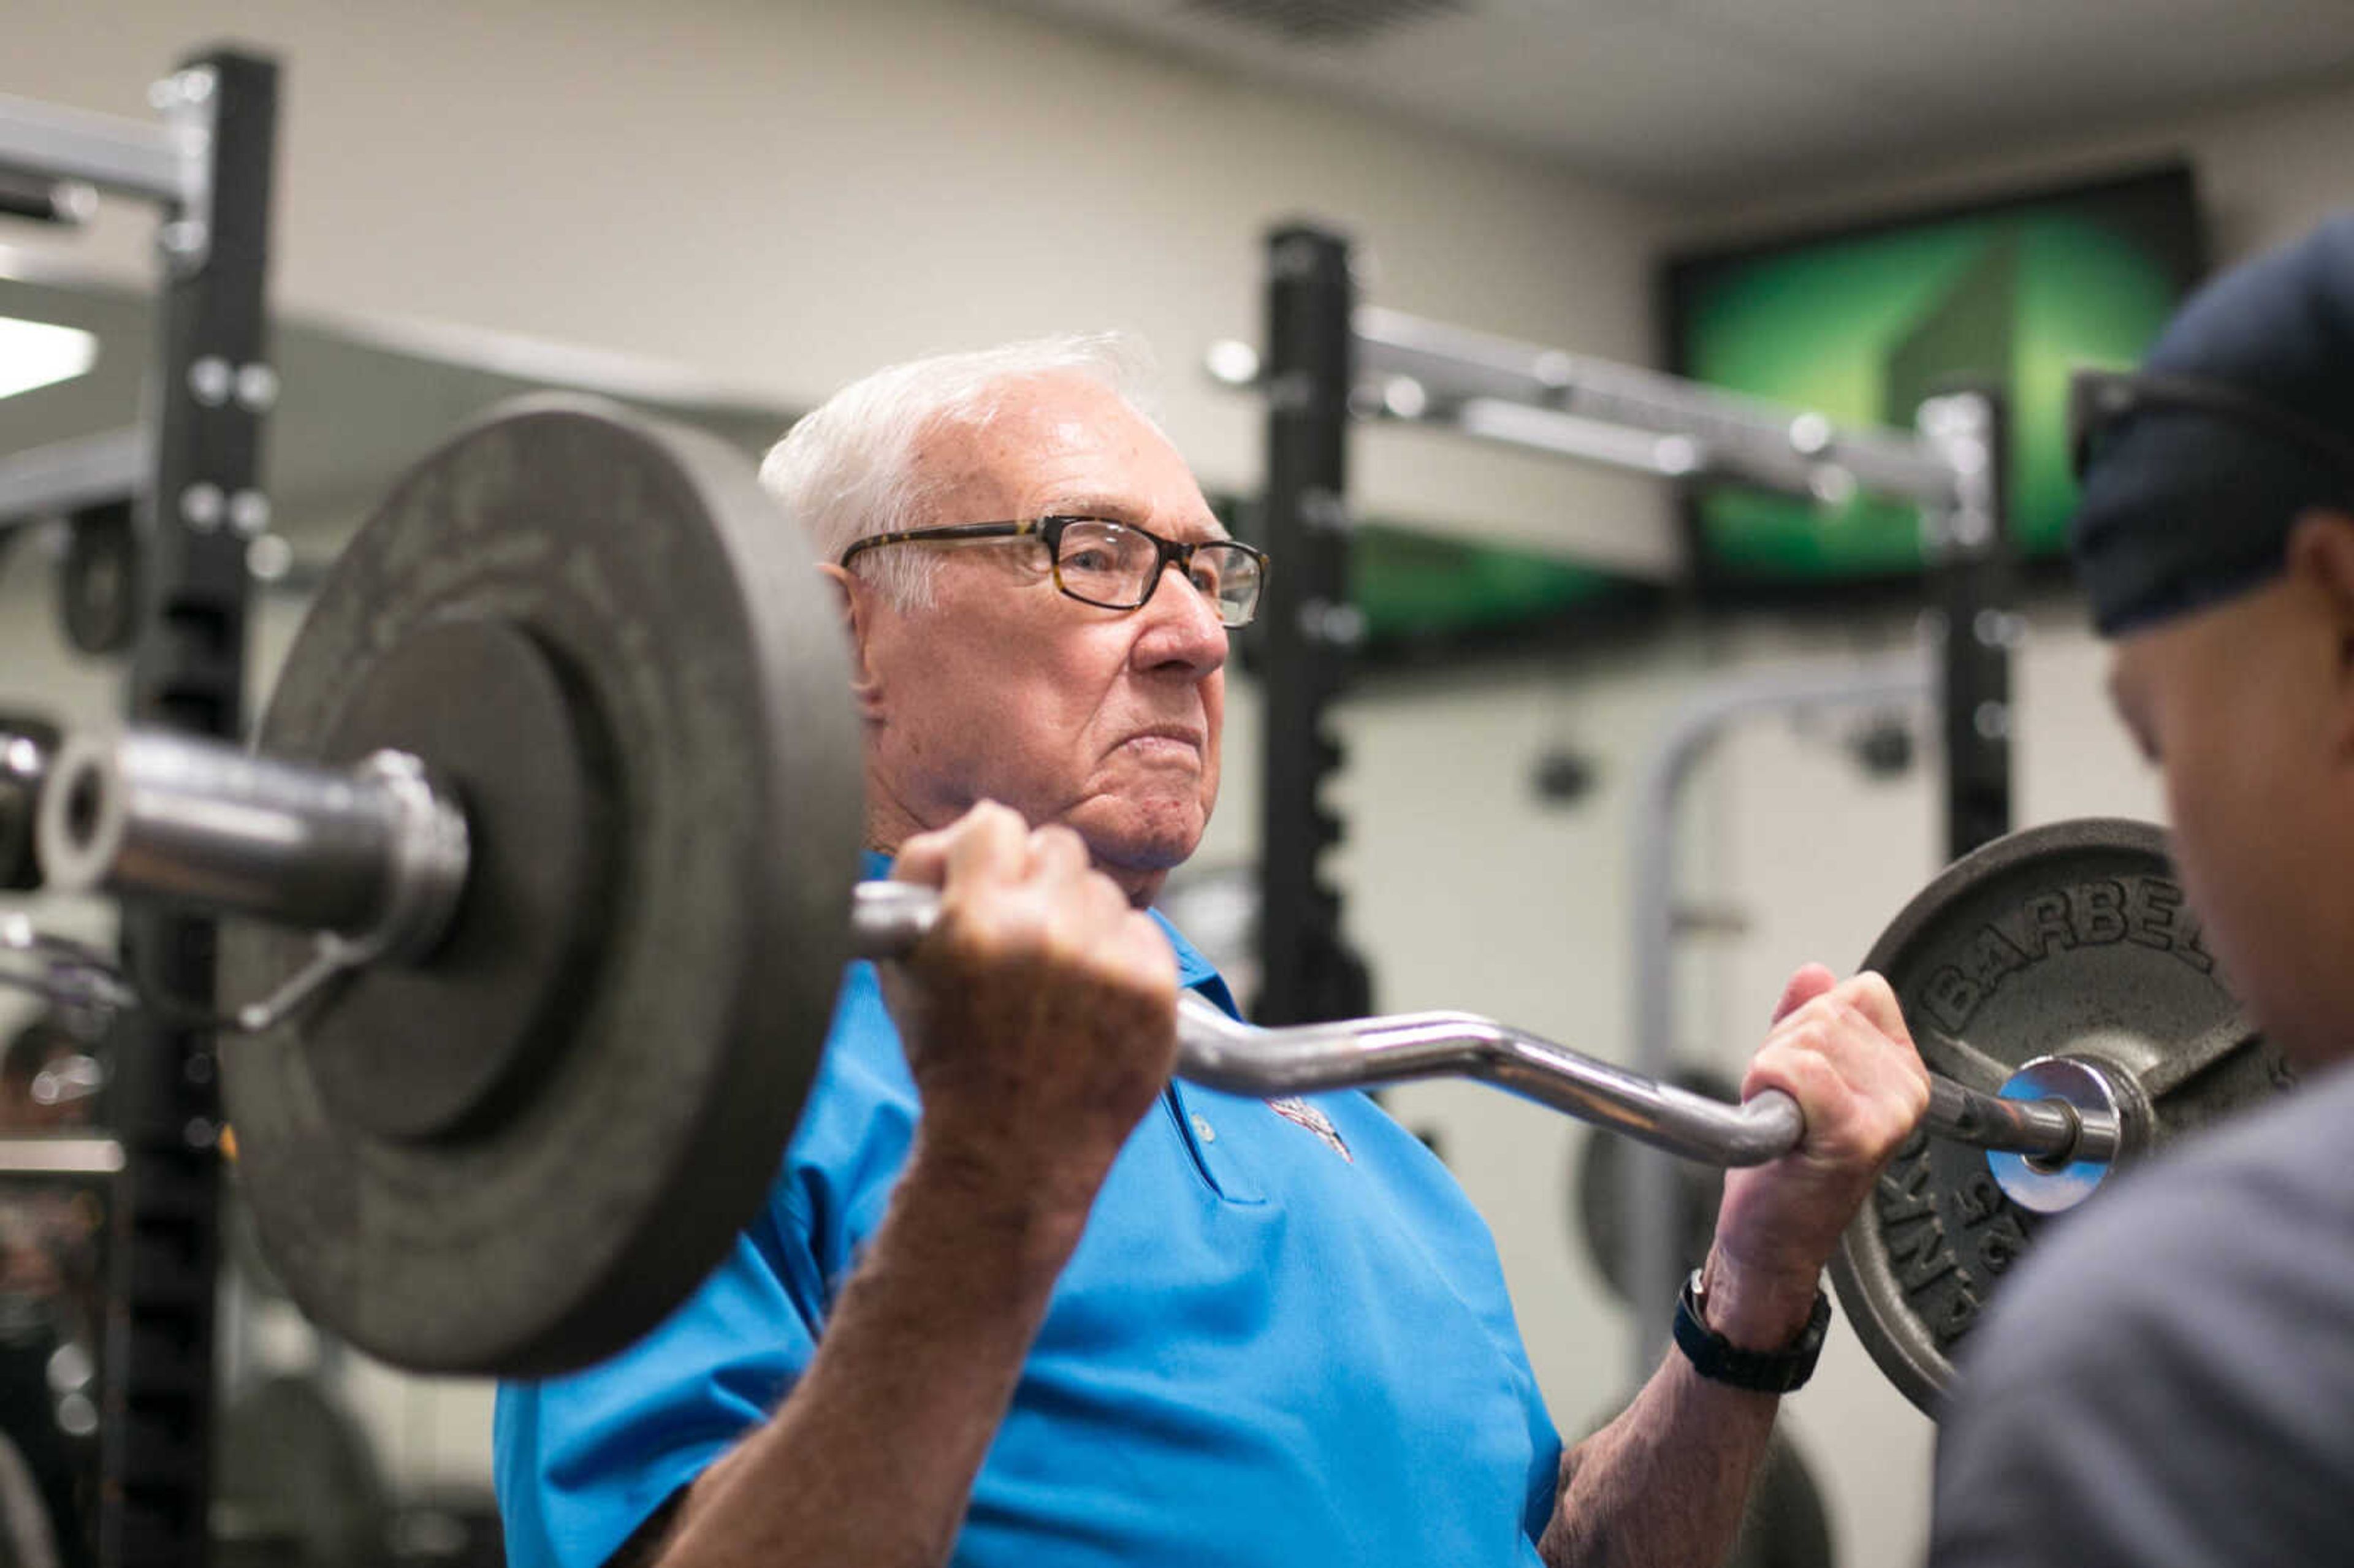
[1350,522,1633,647]
[1668,169,2201,585]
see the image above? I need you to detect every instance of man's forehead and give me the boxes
[967,371,1137,449]
[928,376,1219,533]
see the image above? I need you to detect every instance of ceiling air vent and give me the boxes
[1176,0,1470,48]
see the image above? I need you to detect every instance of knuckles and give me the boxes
[1746,977,1930,1166]
[1848,970,1901,1014]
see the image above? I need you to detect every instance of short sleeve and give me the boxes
[493,1189,833,1568]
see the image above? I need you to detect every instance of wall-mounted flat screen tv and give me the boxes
[1663,164,2204,599]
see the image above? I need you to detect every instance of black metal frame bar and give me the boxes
[102,49,275,1568]
[2,47,278,1568]
[1252,225,1371,1026]
[1920,389,2016,859]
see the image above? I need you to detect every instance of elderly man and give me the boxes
[494,335,1929,1568]
[1926,216,2354,1566]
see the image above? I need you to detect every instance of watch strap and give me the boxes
[1670,1268,1831,1395]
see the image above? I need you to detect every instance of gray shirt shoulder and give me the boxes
[1930,1060,2354,1568]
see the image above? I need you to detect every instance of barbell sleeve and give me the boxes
[1929,1073,2115,1166]
[37,729,468,962]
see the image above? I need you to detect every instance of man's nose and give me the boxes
[1135,563,1228,676]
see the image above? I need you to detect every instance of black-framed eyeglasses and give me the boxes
[839,516,1270,628]
[2068,367,2354,485]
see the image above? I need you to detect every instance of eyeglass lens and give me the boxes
[1054,520,1262,626]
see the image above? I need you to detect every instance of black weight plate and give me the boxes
[221,397,863,1376]
[1829,817,2287,1416]
[56,502,139,657]
[303,615,612,1145]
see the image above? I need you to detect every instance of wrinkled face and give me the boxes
[843,373,1228,904]
[2105,527,2354,1067]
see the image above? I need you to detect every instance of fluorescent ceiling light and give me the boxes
[0,315,99,400]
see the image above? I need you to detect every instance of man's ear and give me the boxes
[2285,509,2354,751]
[818,563,886,721]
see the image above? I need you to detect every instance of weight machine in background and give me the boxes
[1226,219,2016,1372]
[0,48,279,1568]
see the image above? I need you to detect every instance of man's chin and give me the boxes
[1091,831,1200,877]
[1068,805,1208,878]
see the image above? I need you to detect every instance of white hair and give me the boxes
[760,332,1160,609]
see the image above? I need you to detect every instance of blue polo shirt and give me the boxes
[495,862,1561,1567]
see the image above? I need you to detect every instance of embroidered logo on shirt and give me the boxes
[1269,1097,1352,1163]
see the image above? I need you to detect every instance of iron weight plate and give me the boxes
[1829,817,2288,1415]
[222,397,864,1376]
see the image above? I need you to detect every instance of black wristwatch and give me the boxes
[1670,1268,1832,1394]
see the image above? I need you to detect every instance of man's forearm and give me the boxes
[1541,1353,1781,1568]
[652,1140,1092,1568]
[1541,1262,1815,1568]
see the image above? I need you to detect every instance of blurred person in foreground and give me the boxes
[1932,214,2354,1566]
